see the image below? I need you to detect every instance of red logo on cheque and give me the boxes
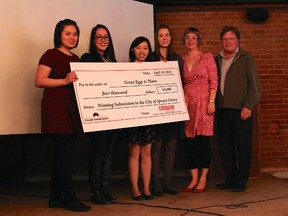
[158,105,175,111]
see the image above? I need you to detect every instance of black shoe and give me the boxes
[91,191,111,205]
[163,188,178,195]
[143,194,154,200]
[232,186,245,192]
[132,194,144,201]
[151,191,164,197]
[216,181,233,189]
[232,183,246,192]
[102,190,117,202]
[48,198,65,208]
[64,200,91,212]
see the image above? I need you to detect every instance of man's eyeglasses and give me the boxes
[95,36,110,41]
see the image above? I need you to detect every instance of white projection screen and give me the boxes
[0,0,154,135]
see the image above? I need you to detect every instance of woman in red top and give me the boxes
[35,19,90,212]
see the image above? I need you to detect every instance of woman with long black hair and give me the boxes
[81,24,119,205]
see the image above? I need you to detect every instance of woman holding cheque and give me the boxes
[121,36,156,201]
[80,24,119,205]
[35,19,90,212]
[150,24,184,196]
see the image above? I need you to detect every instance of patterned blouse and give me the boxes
[182,52,218,138]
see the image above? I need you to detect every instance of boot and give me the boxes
[102,189,116,202]
[49,163,64,208]
[88,154,110,205]
[101,155,117,202]
[90,190,110,205]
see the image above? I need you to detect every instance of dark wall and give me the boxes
[0,134,188,183]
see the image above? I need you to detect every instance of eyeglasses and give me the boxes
[95,36,110,41]
[221,37,237,42]
[184,36,198,40]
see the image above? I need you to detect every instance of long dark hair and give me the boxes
[88,24,117,62]
[154,24,175,61]
[54,19,80,48]
[129,36,152,62]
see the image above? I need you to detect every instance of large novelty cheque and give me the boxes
[71,61,189,132]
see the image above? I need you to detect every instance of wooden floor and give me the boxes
[1,174,288,216]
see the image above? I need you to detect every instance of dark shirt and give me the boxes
[39,48,82,134]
